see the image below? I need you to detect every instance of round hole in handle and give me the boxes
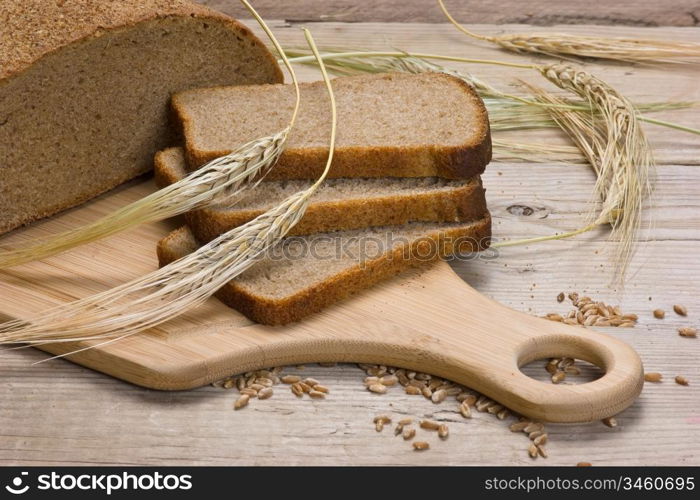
[516,332,613,386]
[507,330,643,422]
[520,357,603,385]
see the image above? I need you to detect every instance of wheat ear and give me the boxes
[438,0,700,64]
[0,0,300,270]
[0,28,336,350]
[496,69,653,278]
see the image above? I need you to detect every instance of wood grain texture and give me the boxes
[0,20,699,465]
[202,0,700,26]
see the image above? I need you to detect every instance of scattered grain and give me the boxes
[233,394,250,410]
[460,402,472,418]
[302,378,320,387]
[313,385,329,394]
[602,417,618,428]
[380,375,399,386]
[368,383,387,394]
[421,387,433,399]
[405,386,421,395]
[557,292,565,302]
[673,305,688,316]
[291,382,304,397]
[644,372,663,383]
[309,390,326,399]
[675,375,689,386]
[413,441,430,451]
[258,387,273,400]
[537,445,548,458]
[509,421,530,432]
[528,444,538,459]
[524,422,544,433]
[420,420,440,430]
[438,424,449,439]
[551,371,566,384]
[403,427,416,440]
[534,434,548,446]
[431,389,448,404]
[577,462,592,467]
[222,378,236,389]
[679,327,697,338]
[240,388,258,397]
[653,309,665,319]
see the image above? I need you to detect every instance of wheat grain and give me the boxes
[528,444,538,459]
[281,375,301,384]
[413,441,430,451]
[302,378,320,387]
[679,327,697,338]
[234,394,250,410]
[258,387,273,400]
[291,383,304,398]
[602,417,618,428]
[368,384,388,394]
[309,390,326,399]
[675,376,689,386]
[510,421,530,432]
[420,420,440,431]
[644,372,663,383]
[405,386,422,395]
[460,402,472,419]
[314,385,330,394]
[431,389,448,404]
[438,424,449,439]
[380,375,399,386]
[403,428,416,440]
[653,309,665,319]
[674,305,688,316]
[577,462,592,467]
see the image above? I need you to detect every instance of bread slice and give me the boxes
[0,0,282,235]
[157,217,491,325]
[154,147,488,242]
[172,72,492,179]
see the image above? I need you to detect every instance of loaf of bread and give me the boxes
[172,72,492,179]
[154,147,488,242]
[158,218,491,325]
[0,0,282,235]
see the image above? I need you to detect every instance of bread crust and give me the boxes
[0,0,282,83]
[154,147,489,242]
[157,217,492,326]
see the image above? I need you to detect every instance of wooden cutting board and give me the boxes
[0,177,643,423]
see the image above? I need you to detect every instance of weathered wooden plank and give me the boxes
[203,0,700,27]
[0,21,698,466]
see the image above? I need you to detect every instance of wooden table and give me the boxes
[1,2,699,466]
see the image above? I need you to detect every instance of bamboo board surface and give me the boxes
[0,20,699,465]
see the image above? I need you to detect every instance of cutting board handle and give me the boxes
[44,261,644,423]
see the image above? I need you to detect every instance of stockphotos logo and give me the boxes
[5,472,29,495]
[3,471,192,496]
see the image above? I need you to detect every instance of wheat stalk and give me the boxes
[0,0,301,270]
[285,49,699,136]
[0,22,337,347]
[438,0,700,64]
[492,140,585,163]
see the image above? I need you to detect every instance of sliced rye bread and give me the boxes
[157,217,491,325]
[171,72,492,180]
[154,147,488,242]
[0,0,282,235]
